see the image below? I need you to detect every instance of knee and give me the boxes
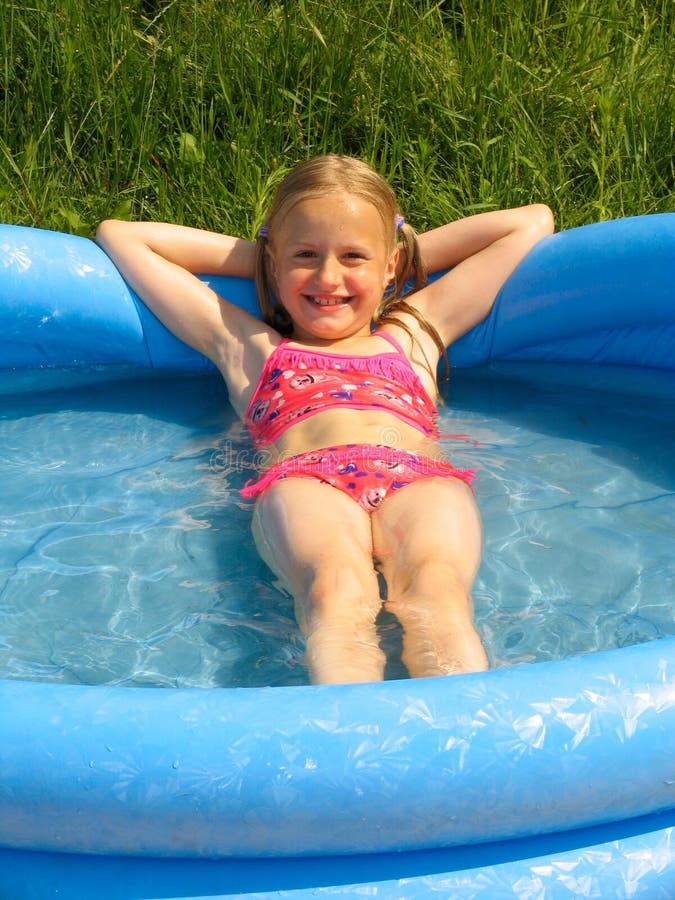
[388,557,472,601]
[385,560,475,622]
[300,564,380,634]
[306,563,371,601]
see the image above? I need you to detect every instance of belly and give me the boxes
[266,408,446,463]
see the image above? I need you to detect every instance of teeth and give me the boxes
[309,296,350,306]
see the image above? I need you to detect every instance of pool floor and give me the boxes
[1,361,673,688]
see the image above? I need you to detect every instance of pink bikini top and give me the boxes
[244,330,439,449]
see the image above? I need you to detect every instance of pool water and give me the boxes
[0,363,673,688]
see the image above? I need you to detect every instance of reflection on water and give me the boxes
[0,363,673,686]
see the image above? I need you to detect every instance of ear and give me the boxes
[383,246,399,290]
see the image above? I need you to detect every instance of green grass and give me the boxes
[0,0,672,237]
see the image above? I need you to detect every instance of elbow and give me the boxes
[95,219,138,259]
[528,203,555,239]
[95,218,121,248]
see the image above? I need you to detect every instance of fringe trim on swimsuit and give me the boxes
[257,342,430,399]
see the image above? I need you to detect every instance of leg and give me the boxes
[251,477,385,684]
[372,477,488,677]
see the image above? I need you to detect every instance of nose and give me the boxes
[316,254,341,288]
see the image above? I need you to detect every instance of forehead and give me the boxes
[276,193,388,243]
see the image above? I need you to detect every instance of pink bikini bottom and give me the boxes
[240,443,475,514]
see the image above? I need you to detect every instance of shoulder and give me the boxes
[376,312,443,396]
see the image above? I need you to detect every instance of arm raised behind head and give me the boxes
[95,220,273,413]
[412,204,554,348]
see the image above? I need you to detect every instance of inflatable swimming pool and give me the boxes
[1,214,674,897]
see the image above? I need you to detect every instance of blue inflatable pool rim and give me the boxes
[0,214,674,896]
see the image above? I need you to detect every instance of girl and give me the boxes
[96,155,553,684]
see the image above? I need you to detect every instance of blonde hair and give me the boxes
[254,155,449,379]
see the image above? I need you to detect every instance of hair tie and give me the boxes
[258,225,269,239]
[394,214,405,231]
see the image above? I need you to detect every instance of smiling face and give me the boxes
[265,193,398,343]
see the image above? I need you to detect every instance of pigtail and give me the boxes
[375,220,450,385]
[393,221,427,299]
